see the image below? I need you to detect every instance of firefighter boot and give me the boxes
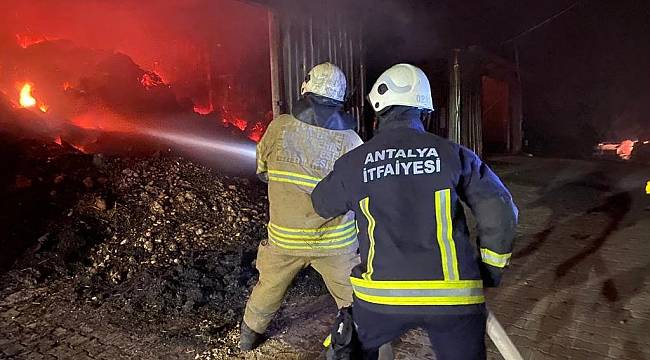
[239,321,264,351]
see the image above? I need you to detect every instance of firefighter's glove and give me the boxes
[324,306,362,360]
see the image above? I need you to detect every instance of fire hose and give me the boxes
[487,309,524,360]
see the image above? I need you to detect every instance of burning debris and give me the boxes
[1,36,267,149]
[595,139,650,161]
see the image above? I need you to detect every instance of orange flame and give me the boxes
[54,136,63,146]
[39,104,49,113]
[19,83,37,108]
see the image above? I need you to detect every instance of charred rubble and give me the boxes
[0,132,327,356]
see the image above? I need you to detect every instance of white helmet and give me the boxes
[300,62,346,102]
[368,63,433,112]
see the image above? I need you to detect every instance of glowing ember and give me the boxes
[39,104,49,113]
[248,122,265,142]
[15,34,53,48]
[231,117,248,131]
[63,82,72,91]
[140,72,166,89]
[617,140,636,160]
[71,144,87,153]
[193,104,214,115]
[596,139,643,160]
[54,136,63,146]
[19,83,37,108]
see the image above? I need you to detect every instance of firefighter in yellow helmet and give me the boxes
[240,62,363,351]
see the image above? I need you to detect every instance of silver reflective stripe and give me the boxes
[269,221,356,237]
[269,232,357,249]
[480,249,511,268]
[437,190,458,280]
[352,285,483,298]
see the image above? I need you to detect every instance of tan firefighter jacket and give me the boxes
[256,114,363,256]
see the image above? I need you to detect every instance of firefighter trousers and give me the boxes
[243,242,360,334]
[353,303,487,360]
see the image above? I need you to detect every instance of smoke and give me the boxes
[0,0,271,174]
[0,0,272,123]
[0,0,269,83]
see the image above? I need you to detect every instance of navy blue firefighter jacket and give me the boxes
[311,109,518,315]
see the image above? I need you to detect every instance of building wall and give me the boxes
[267,1,366,135]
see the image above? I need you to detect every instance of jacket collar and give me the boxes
[291,94,356,131]
[376,106,426,133]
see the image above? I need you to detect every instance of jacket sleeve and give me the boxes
[255,121,274,183]
[311,161,351,219]
[457,147,518,287]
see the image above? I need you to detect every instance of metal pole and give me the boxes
[268,10,282,118]
[448,49,462,144]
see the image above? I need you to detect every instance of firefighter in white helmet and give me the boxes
[240,62,363,350]
[312,64,518,359]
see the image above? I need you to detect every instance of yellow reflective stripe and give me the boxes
[646,181,650,195]
[443,189,460,279]
[480,248,512,268]
[350,277,483,290]
[269,221,356,233]
[351,276,485,306]
[267,169,322,182]
[354,292,485,306]
[268,176,317,188]
[269,236,356,250]
[359,197,376,281]
[268,226,356,242]
[434,191,447,279]
[323,334,332,347]
[434,189,459,280]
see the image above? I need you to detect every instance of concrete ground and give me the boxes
[2,156,649,359]
[482,156,650,360]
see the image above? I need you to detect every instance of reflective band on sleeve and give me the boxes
[359,197,376,280]
[323,334,332,347]
[435,189,460,281]
[646,181,650,195]
[350,277,485,306]
[267,221,358,250]
[267,170,321,188]
[480,248,512,268]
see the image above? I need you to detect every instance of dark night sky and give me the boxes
[364,0,650,154]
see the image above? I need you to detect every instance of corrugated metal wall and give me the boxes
[269,4,366,133]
